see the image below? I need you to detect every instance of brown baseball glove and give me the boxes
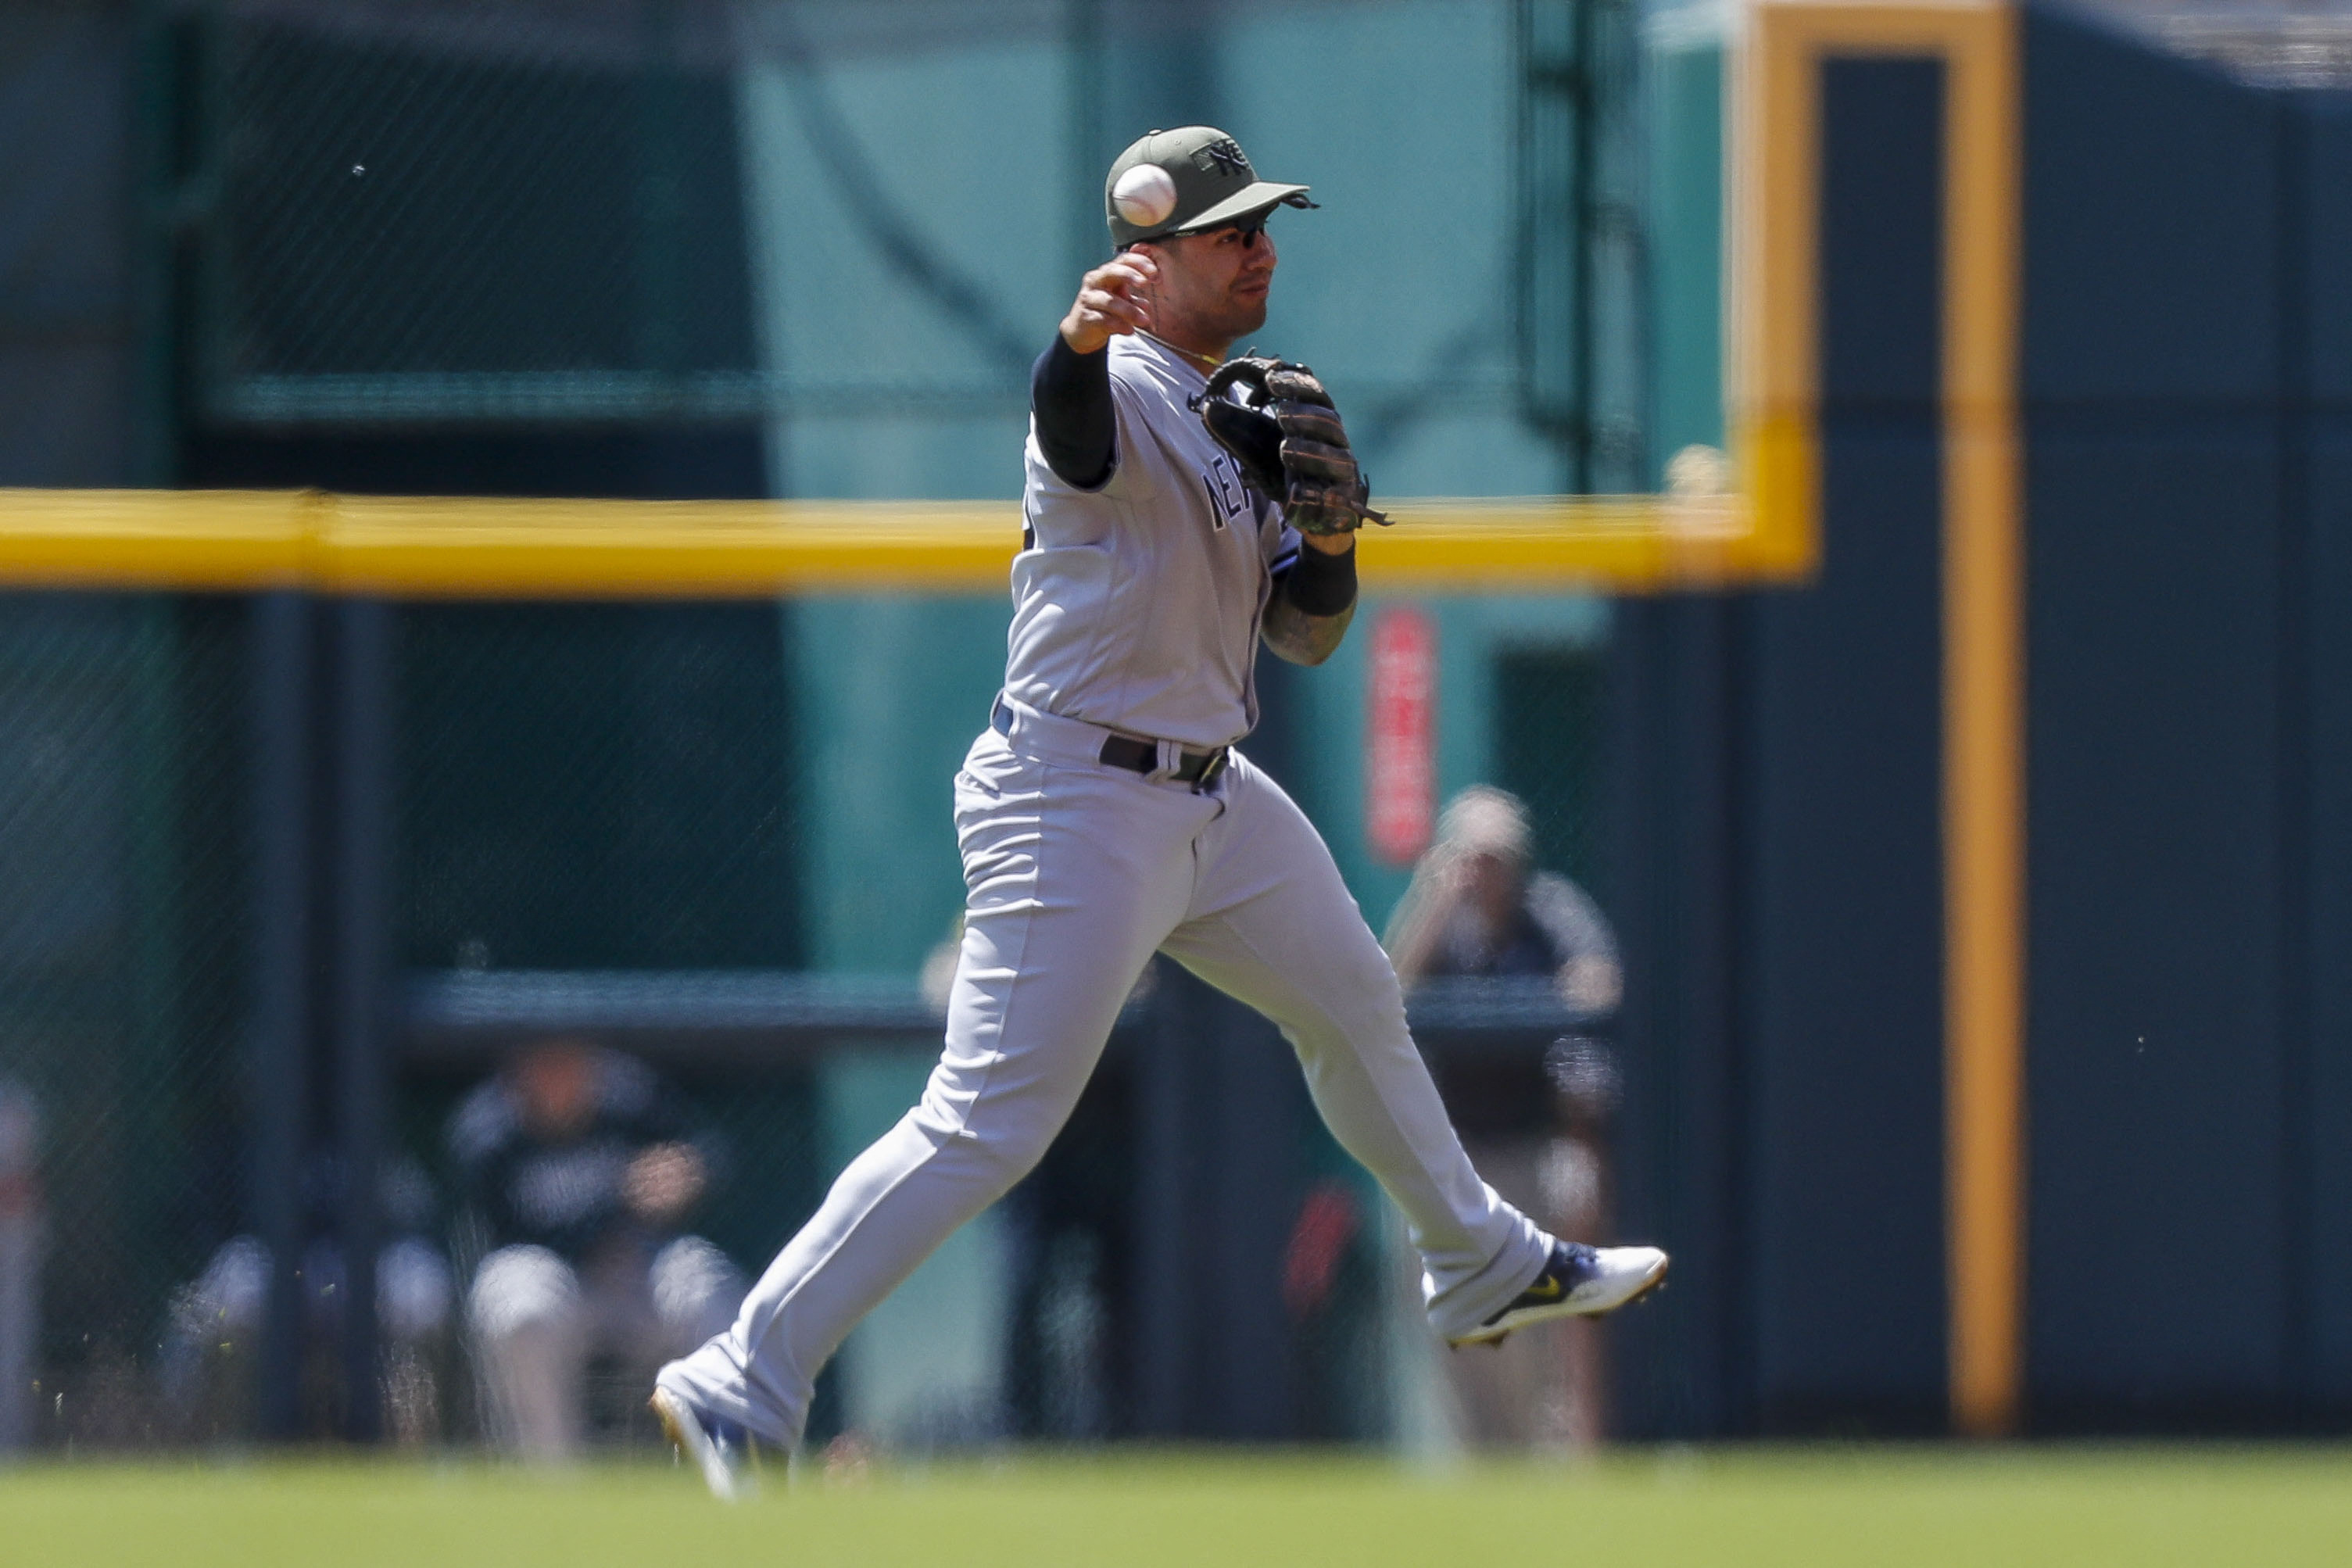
[1192,356,1389,536]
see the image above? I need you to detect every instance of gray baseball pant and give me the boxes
[657,697,1552,1448]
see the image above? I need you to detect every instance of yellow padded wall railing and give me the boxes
[0,488,1804,597]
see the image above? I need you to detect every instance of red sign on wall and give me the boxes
[1366,604,1437,865]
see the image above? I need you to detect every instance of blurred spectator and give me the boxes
[1384,786,1621,1014]
[0,1082,38,1453]
[1538,1035,1622,1447]
[449,1039,742,1460]
[1384,789,1625,1448]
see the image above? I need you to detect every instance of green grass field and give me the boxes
[4,1446,2347,1567]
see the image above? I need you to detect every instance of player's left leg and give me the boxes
[1158,753,1663,1344]
[467,1244,591,1461]
[655,724,1203,1462]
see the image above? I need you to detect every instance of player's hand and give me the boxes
[623,1142,707,1224]
[1059,252,1157,354]
[1558,954,1623,1015]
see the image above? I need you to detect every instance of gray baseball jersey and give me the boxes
[1006,332,1302,750]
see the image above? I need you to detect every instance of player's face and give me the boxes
[1463,850,1525,927]
[1147,219,1278,348]
[514,1040,598,1139]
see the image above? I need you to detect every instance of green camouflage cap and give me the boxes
[1104,126,1314,247]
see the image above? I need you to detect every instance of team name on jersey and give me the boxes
[1198,454,1248,532]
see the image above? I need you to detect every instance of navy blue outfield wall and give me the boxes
[2018,2,2352,1432]
[1611,5,2352,1437]
[1612,55,1949,1438]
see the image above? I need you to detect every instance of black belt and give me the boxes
[992,700,1229,786]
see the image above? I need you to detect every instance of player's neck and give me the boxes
[1138,328,1227,374]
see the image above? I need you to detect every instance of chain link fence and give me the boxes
[0,588,1622,1455]
[189,1,763,424]
[0,0,1637,1460]
[0,597,249,1446]
[0,594,829,1451]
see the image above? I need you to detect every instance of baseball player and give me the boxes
[652,126,1667,1495]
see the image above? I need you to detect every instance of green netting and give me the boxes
[0,596,832,1449]
[195,2,760,424]
[0,597,249,1444]
[398,603,799,973]
[164,0,1647,489]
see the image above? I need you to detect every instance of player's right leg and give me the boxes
[654,720,1208,1462]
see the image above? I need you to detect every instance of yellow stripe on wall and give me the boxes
[0,488,1805,596]
[1745,0,2025,1437]
[1937,0,2025,1444]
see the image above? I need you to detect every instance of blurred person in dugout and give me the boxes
[450,1038,743,1459]
[1385,787,1623,1448]
[1386,785,1621,1012]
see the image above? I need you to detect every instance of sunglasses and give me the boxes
[1166,212,1271,248]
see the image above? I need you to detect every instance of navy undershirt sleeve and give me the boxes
[1277,541,1358,618]
[1029,333,1115,490]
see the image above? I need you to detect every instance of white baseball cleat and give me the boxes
[1447,1241,1670,1348]
[650,1386,761,1501]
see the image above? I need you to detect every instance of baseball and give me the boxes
[1112,164,1179,228]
